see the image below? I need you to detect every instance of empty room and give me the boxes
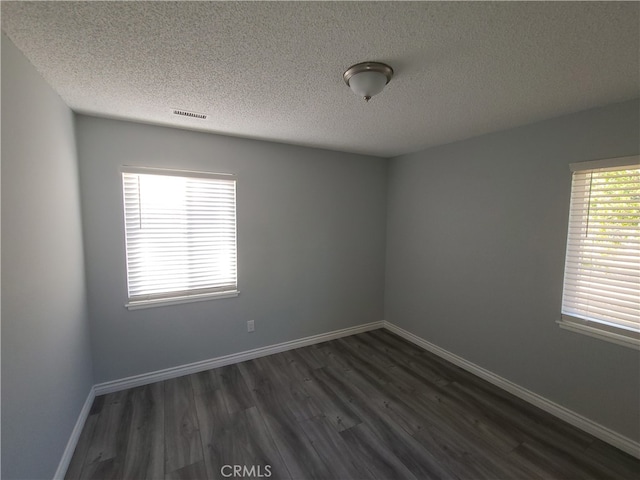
[2,2,639,479]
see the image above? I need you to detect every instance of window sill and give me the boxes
[557,316,640,350]
[125,290,239,310]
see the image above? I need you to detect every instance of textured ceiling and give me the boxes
[2,1,639,158]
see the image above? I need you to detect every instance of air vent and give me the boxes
[172,109,208,120]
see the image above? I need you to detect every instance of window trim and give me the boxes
[121,166,239,310]
[125,289,239,310]
[557,317,639,350]
[559,155,640,349]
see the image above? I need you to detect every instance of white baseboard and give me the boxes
[95,321,384,395]
[383,321,640,459]
[59,317,637,480]
[56,321,383,478]
[53,386,96,480]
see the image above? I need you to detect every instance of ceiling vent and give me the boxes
[172,109,208,120]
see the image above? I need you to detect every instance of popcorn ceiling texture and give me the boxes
[2,1,638,157]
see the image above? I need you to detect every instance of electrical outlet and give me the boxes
[247,320,255,332]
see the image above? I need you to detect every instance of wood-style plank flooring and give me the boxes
[66,329,640,479]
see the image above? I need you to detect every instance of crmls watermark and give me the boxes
[221,465,272,478]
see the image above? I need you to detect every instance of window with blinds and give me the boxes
[121,167,238,309]
[560,156,639,348]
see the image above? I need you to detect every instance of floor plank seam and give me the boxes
[66,331,640,480]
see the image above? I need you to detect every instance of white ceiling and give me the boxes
[2,1,638,158]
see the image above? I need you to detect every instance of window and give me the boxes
[559,156,639,348]
[121,167,238,309]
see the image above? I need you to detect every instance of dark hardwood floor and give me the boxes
[66,329,640,479]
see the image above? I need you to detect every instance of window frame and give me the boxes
[121,166,239,310]
[558,155,640,349]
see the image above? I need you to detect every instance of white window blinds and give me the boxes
[561,157,639,341]
[122,167,237,308]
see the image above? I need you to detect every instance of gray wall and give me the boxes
[2,28,636,478]
[75,115,387,383]
[1,36,94,479]
[385,99,640,441]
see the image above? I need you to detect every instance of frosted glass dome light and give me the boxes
[343,62,394,102]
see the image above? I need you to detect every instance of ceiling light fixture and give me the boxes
[343,62,394,102]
